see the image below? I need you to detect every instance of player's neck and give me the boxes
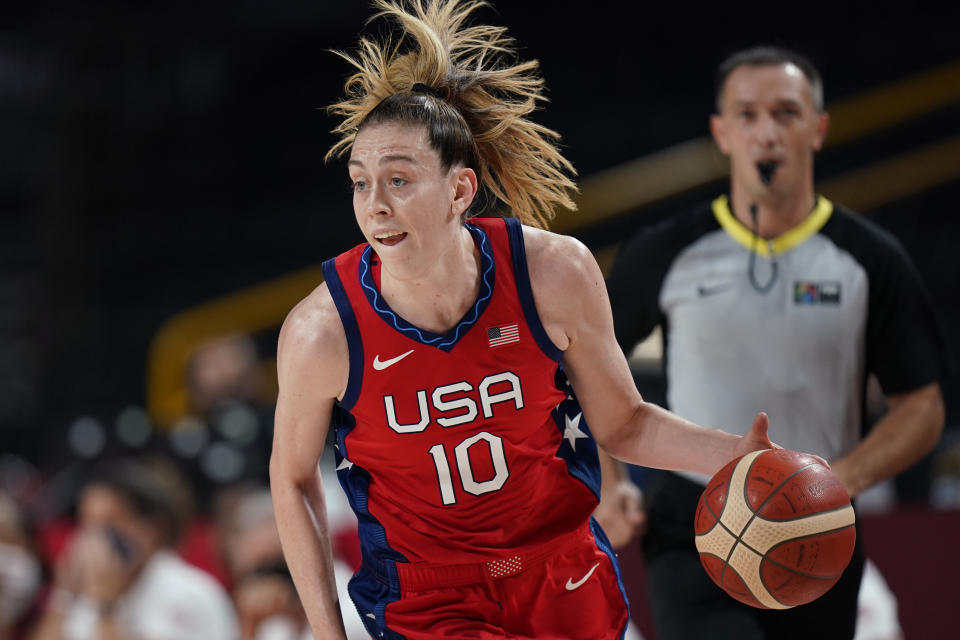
[730,181,817,239]
[379,226,481,334]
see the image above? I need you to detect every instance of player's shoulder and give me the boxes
[278,281,348,370]
[520,223,591,257]
[520,224,598,285]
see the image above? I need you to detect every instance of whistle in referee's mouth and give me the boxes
[757,161,778,186]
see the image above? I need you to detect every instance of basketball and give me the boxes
[694,448,856,609]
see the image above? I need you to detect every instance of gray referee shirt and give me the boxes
[608,195,946,485]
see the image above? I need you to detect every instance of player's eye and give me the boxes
[390,177,407,187]
[351,180,367,192]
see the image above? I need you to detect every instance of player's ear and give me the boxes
[451,166,478,218]
[710,114,730,155]
[812,111,830,152]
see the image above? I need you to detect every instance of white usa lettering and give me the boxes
[384,371,523,434]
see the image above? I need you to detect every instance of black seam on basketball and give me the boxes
[720,454,773,586]
[751,503,854,523]
[758,523,856,581]
[719,456,818,599]
[702,478,731,521]
[697,502,762,580]
[724,520,855,557]
[740,521,854,608]
[761,558,847,581]
[700,476,738,585]
[714,520,855,568]
[738,461,820,538]
[700,485,742,589]
[701,484,735,534]
[758,531,852,610]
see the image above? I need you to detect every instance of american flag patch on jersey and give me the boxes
[487,323,520,347]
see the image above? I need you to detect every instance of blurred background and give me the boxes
[2,1,958,638]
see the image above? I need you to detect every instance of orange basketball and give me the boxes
[694,448,856,609]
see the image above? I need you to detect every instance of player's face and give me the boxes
[710,63,829,200]
[349,122,472,276]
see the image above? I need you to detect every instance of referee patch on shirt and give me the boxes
[488,323,520,347]
[794,281,841,305]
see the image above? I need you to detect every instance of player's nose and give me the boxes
[364,184,392,217]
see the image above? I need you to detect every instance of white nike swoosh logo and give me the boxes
[565,562,600,591]
[372,349,415,370]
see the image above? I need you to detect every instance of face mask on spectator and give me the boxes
[0,541,41,625]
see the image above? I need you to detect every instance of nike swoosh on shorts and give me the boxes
[565,562,600,591]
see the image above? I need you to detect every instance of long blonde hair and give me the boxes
[326,0,577,229]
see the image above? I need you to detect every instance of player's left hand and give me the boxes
[593,480,645,549]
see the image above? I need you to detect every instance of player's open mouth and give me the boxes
[374,231,407,246]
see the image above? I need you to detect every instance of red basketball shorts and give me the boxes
[349,518,630,639]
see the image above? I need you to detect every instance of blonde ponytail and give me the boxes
[326,0,577,229]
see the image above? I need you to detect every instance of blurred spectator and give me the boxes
[216,484,367,640]
[854,559,904,640]
[0,491,42,640]
[28,458,238,640]
[188,333,266,415]
[175,333,275,507]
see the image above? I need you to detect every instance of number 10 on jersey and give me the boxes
[428,431,510,505]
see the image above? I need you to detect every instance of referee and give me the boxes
[608,46,948,640]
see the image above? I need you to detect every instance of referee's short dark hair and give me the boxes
[715,46,824,113]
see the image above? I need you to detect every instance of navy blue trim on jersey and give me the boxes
[358,224,495,352]
[504,217,563,362]
[348,560,405,640]
[322,257,364,410]
[331,407,408,639]
[331,406,408,564]
[589,516,631,640]
[551,365,602,500]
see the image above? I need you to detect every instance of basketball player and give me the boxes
[269,3,776,639]
[608,47,948,639]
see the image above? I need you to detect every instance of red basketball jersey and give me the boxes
[322,217,602,566]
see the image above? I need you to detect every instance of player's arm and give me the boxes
[524,227,772,475]
[269,285,349,640]
[830,382,944,497]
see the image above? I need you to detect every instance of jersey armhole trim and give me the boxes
[322,258,364,410]
[504,217,564,362]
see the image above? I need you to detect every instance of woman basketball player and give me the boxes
[270,2,774,638]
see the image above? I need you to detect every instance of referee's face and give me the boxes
[711,63,829,201]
